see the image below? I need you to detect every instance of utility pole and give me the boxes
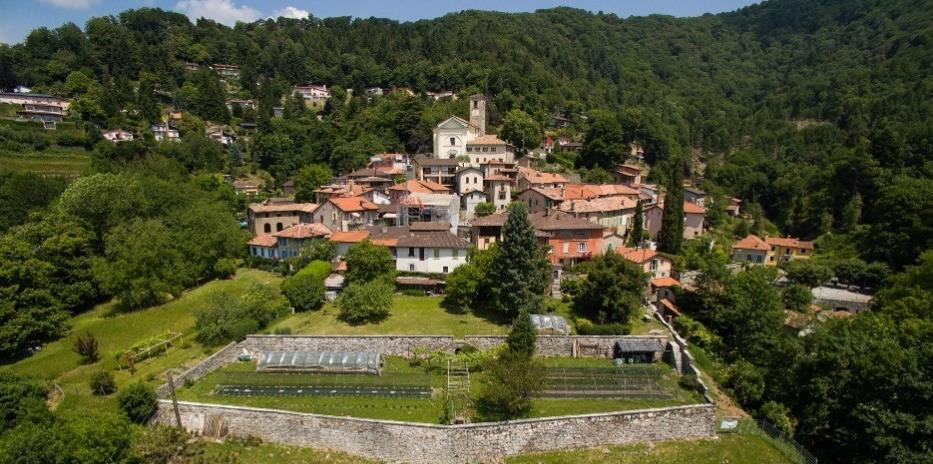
[167,371,182,429]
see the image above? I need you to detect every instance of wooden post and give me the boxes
[167,372,182,429]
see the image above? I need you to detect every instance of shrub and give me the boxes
[724,360,765,407]
[195,285,287,346]
[576,322,631,335]
[281,272,325,312]
[757,401,796,436]
[782,284,813,312]
[213,258,238,279]
[476,351,544,421]
[337,280,393,324]
[678,373,703,393]
[72,332,99,364]
[345,240,395,285]
[90,371,116,396]
[117,383,157,423]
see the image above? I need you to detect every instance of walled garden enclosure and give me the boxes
[156,334,716,463]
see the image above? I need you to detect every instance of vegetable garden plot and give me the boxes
[215,384,432,398]
[539,367,673,398]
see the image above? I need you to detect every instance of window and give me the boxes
[453,249,459,258]
[409,264,415,271]
[434,249,440,259]
[449,137,455,145]
[577,242,587,253]
[443,266,449,273]
[408,247,415,257]
[562,242,569,254]
[264,223,271,233]
[276,222,283,231]
[649,259,657,271]
[473,101,478,109]
[757,255,764,263]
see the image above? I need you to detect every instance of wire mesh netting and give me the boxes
[539,367,672,398]
[215,384,432,398]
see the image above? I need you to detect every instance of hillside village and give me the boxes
[0,2,930,464]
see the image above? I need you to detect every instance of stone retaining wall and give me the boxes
[240,335,455,357]
[154,401,715,464]
[155,341,240,397]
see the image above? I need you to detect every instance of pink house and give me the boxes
[645,201,706,241]
[615,247,673,279]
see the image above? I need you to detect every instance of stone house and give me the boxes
[247,200,318,236]
[311,196,379,232]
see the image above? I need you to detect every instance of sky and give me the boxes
[0,0,761,45]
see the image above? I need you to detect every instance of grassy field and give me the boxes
[506,434,792,464]
[196,433,791,464]
[201,439,379,463]
[4,268,283,412]
[0,150,91,176]
[272,295,510,337]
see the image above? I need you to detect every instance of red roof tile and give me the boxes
[247,235,278,247]
[328,196,378,212]
[732,234,770,251]
[272,223,332,239]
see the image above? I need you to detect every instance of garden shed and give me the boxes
[257,351,383,375]
[530,314,570,335]
[613,338,666,363]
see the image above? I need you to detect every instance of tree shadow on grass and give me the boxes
[438,296,512,327]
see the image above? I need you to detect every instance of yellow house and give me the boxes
[765,236,814,265]
[732,234,815,266]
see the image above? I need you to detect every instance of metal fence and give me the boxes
[732,419,818,464]
[539,367,671,399]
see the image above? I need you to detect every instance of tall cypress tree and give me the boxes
[628,201,644,246]
[506,311,537,358]
[658,162,685,253]
[491,202,550,315]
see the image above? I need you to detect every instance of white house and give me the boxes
[102,129,134,143]
[461,189,488,218]
[455,166,484,195]
[151,123,179,142]
[328,225,470,274]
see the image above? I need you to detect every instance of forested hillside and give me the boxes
[0,1,931,463]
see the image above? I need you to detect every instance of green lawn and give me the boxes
[4,268,283,412]
[0,150,91,176]
[201,439,379,463]
[507,434,792,463]
[272,295,510,337]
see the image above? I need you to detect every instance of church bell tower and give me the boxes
[469,94,486,137]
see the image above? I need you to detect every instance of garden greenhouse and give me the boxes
[530,314,570,335]
[256,351,383,374]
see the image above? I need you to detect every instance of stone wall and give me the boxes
[154,401,715,464]
[240,335,455,357]
[240,335,669,359]
[155,342,240,397]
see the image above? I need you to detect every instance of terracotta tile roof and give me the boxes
[248,201,318,214]
[683,202,706,215]
[388,179,451,193]
[517,167,568,185]
[654,200,706,215]
[330,230,370,243]
[616,246,662,264]
[470,211,509,227]
[650,277,680,288]
[615,164,642,175]
[582,184,641,197]
[467,134,508,145]
[558,196,637,214]
[413,156,460,166]
[484,174,514,182]
[247,235,278,247]
[732,234,770,251]
[766,236,815,250]
[272,223,332,239]
[328,196,378,212]
[658,297,682,317]
[530,211,604,231]
[409,222,452,231]
[396,232,470,249]
[314,183,369,197]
